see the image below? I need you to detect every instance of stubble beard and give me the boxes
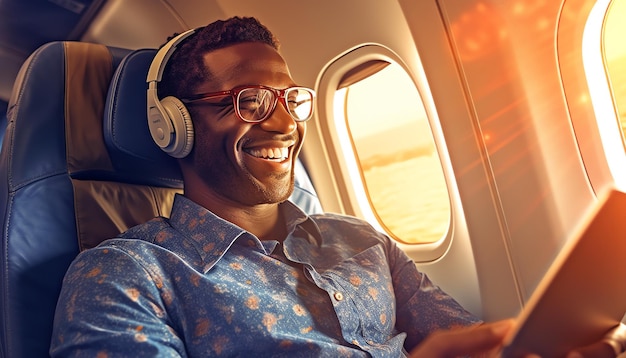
[195,155,294,206]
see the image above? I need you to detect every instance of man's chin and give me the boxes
[256,182,294,205]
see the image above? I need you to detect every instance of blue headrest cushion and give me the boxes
[104,49,183,188]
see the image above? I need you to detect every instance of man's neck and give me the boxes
[184,190,288,242]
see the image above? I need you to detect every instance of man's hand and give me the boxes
[409,320,623,358]
[565,340,617,358]
[566,323,626,358]
[409,319,514,358]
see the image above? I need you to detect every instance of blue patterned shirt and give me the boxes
[51,194,479,357]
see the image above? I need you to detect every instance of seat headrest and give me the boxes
[104,49,183,188]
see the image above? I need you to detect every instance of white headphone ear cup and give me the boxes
[159,96,194,158]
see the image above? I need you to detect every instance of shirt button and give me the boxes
[334,291,344,301]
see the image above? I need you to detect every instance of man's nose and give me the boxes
[259,99,297,133]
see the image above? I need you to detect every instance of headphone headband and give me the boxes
[147,28,197,84]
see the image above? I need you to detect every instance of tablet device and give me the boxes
[501,187,626,358]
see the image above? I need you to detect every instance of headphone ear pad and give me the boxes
[160,96,194,158]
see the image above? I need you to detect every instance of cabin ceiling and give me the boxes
[0,0,413,104]
[0,0,104,56]
[0,0,236,102]
[0,0,108,102]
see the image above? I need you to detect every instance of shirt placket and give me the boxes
[303,264,374,351]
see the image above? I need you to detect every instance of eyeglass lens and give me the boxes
[237,87,313,122]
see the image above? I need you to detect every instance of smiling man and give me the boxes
[50,17,619,358]
[175,41,307,243]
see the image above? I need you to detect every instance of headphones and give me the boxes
[146,28,197,158]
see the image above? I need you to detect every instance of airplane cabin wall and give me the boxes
[402,0,609,321]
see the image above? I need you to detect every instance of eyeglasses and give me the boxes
[180,85,316,123]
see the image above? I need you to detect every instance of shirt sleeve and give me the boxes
[50,245,186,358]
[383,237,482,352]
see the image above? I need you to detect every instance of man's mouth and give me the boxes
[245,147,289,161]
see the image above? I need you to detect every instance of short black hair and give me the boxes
[159,16,279,99]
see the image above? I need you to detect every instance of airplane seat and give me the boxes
[291,158,324,214]
[0,41,179,358]
[0,42,322,358]
[0,100,7,148]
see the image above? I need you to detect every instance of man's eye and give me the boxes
[289,98,311,110]
[239,97,261,110]
[287,99,298,110]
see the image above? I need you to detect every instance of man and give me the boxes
[50,17,621,357]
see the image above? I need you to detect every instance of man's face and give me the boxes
[184,42,306,207]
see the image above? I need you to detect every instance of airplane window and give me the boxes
[338,61,451,244]
[604,0,626,146]
[579,0,626,186]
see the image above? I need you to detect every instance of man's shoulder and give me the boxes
[118,216,172,241]
[307,212,390,245]
[310,212,376,230]
[89,216,172,255]
[84,216,175,255]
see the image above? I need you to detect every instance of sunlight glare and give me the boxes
[582,0,626,190]
[333,88,386,234]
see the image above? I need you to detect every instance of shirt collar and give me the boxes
[281,199,323,247]
[168,194,321,273]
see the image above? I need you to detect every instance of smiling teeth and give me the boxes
[250,147,289,160]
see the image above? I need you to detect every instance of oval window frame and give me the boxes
[311,43,459,261]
